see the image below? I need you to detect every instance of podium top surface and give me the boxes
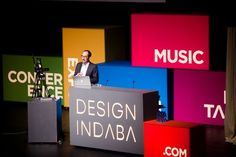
[71,85,158,94]
[28,97,60,103]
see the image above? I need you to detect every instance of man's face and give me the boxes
[81,51,89,63]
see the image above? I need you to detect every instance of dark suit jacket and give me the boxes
[74,62,99,84]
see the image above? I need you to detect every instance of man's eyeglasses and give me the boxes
[81,55,88,58]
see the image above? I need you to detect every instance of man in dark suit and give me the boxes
[74,50,99,84]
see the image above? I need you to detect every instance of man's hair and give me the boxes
[84,50,92,58]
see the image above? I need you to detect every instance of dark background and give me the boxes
[1,2,236,156]
[1,0,236,103]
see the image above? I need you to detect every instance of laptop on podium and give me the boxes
[73,76,91,89]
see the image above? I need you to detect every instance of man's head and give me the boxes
[81,50,92,64]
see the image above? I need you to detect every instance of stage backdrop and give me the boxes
[131,14,209,70]
[174,69,226,125]
[97,61,169,119]
[62,28,105,107]
[2,54,63,103]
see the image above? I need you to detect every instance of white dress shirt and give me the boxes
[80,62,90,76]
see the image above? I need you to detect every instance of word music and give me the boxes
[154,49,204,64]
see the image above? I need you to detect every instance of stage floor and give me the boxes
[1,102,235,157]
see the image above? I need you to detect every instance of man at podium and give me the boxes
[74,50,99,84]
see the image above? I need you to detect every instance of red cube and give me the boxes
[144,120,205,157]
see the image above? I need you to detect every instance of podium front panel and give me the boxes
[69,86,158,155]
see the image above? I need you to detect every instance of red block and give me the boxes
[144,120,205,157]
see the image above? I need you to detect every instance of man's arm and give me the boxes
[90,64,99,84]
[74,63,80,76]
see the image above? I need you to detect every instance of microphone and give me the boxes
[105,80,109,86]
[132,80,135,88]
